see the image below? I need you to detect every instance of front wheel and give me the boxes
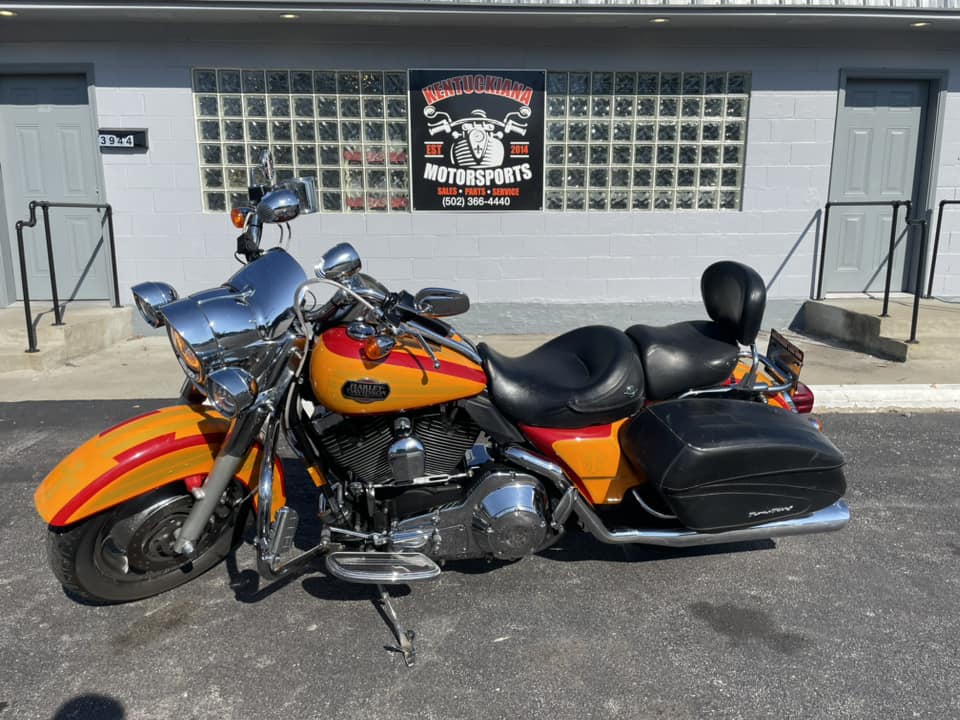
[46,481,248,604]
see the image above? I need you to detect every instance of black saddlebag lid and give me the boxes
[620,399,846,532]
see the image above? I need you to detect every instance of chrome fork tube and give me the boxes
[256,416,281,551]
[173,406,268,555]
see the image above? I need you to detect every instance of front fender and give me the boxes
[35,404,285,527]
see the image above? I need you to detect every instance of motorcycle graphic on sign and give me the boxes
[409,70,545,211]
[425,106,532,169]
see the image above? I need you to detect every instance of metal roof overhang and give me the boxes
[1,1,960,30]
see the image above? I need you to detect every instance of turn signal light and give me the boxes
[363,336,396,361]
[791,382,815,414]
[230,206,252,229]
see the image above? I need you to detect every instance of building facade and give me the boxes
[1,1,958,333]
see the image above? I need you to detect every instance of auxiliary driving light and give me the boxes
[206,368,258,418]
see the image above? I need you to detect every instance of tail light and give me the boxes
[791,382,815,414]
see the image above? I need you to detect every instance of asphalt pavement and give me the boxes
[1,400,958,720]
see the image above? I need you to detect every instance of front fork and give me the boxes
[172,405,270,556]
[173,388,332,581]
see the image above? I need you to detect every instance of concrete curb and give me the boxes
[810,384,960,412]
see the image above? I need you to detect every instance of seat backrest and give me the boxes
[700,261,766,345]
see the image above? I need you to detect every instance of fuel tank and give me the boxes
[309,327,487,415]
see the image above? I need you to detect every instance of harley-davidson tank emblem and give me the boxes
[342,380,391,403]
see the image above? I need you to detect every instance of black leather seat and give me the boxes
[479,326,645,429]
[626,261,766,401]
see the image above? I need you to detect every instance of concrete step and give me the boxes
[0,304,134,372]
[790,296,960,363]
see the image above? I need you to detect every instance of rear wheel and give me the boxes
[47,481,248,604]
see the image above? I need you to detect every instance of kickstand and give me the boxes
[374,584,416,667]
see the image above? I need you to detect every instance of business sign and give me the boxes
[98,129,148,150]
[409,70,544,211]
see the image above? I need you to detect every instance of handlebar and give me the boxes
[292,268,481,366]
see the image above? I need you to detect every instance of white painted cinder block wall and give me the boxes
[2,28,959,328]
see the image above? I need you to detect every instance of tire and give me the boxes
[47,481,249,604]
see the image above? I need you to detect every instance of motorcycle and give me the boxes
[34,157,849,665]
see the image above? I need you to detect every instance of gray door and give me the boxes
[823,79,928,293]
[0,74,107,302]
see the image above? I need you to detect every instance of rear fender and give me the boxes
[34,404,285,527]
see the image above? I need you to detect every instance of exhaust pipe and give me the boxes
[504,446,850,549]
[572,495,849,548]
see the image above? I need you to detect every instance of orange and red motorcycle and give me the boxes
[34,174,848,665]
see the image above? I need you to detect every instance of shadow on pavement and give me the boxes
[52,694,125,720]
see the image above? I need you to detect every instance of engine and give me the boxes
[315,405,480,484]
[389,466,552,561]
[311,403,554,560]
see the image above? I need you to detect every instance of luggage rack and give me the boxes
[678,344,794,400]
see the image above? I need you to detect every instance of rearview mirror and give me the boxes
[415,288,470,318]
[260,150,276,186]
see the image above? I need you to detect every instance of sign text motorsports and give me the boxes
[409,70,545,211]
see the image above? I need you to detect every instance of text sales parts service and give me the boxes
[409,70,545,211]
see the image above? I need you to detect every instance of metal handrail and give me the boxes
[816,199,910,306]
[926,199,960,298]
[905,215,929,344]
[816,198,934,344]
[13,200,120,353]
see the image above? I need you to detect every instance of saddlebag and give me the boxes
[620,399,845,532]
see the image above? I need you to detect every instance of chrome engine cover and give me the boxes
[472,479,549,559]
[389,468,550,561]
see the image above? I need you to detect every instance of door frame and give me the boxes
[0,63,104,306]
[827,68,948,294]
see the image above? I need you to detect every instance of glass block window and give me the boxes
[544,71,750,211]
[192,68,410,213]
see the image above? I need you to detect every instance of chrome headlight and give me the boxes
[158,248,307,384]
[131,282,178,328]
[161,293,257,383]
